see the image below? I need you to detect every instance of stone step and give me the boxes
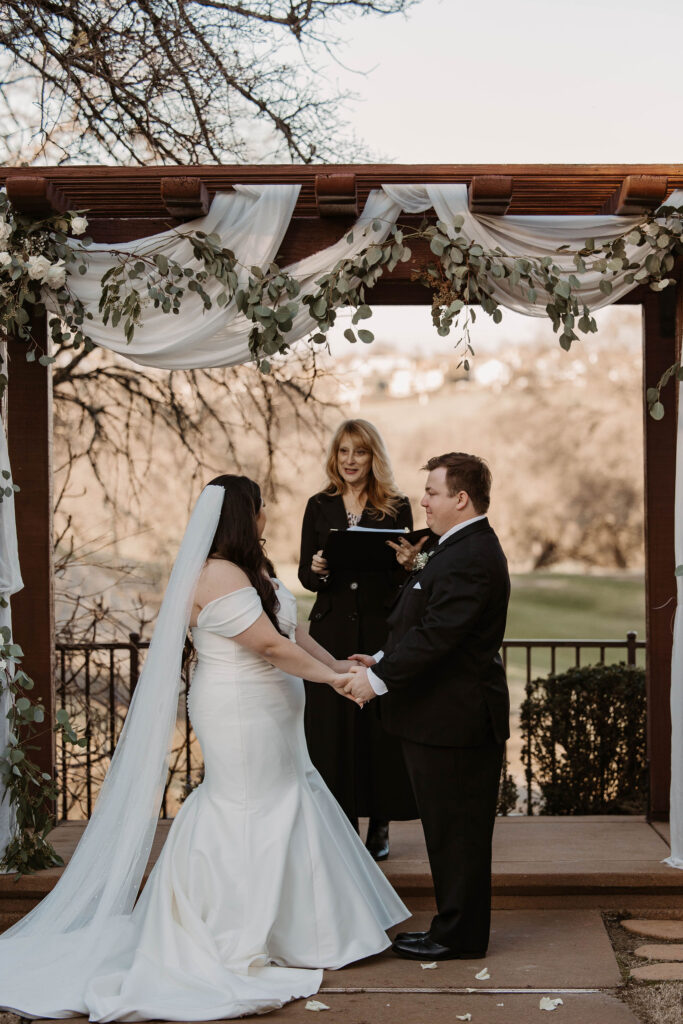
[634,943,683,960]
[622,919,683,940]
[630,962,683,981]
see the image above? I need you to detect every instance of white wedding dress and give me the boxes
[0,581,408,1021]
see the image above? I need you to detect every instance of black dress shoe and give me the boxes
[391,936,486,961]
[394,930,429,943]
[365,818,389,861]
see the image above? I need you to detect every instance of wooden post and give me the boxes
[6,320,55,783]
[642,288,679,819]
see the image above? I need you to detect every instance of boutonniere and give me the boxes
[413,549,434,572]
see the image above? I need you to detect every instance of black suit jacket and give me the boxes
[373,517,511,748]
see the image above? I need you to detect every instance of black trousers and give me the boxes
[401,737,504,953]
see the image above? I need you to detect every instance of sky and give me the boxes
[319,0,683,164]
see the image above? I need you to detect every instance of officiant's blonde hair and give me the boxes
[323,419,403,519]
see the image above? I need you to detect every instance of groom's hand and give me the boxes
[386,534,428,570]
[344,665,376,704]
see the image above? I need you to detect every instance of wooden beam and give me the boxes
[5,175,67,217]
[602,175,669,215]
[315,173,358,216]
[7,322,55,788]
[469,175,513,215]
[642,286,678,819]
[160,176,211,219]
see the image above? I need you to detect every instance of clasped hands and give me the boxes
[332,653,377,708]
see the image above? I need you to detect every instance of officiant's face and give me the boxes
[421,467,464,536]
[337,434,372,489]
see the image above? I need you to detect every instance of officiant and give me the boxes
[299,419,423,860]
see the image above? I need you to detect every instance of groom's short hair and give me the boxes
[423,453,491,513]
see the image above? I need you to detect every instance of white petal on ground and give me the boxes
[475,967,491,980]
[455,1014,472,1021]
[305,1000,330,1011]
[420,961,438,970]
[539,996,564,1011]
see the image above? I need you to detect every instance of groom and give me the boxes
[346,452,510,960]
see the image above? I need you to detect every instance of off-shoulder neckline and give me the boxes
[194,578,284,626]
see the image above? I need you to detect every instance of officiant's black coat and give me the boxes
[298,491,418,822]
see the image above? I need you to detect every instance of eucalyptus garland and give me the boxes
[1,191,682,871]
[0,626,85,873]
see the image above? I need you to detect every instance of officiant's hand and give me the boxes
[349,653,376,668]
[386,534,429,570]
[311,550,329,576]
[343,665,377,705]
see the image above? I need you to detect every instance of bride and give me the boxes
[0,476,409,1021]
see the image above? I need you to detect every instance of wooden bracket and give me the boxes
[315,173,358,216]
[601,175,669,215]
[160,176,211,218]
[468,175,513,215]
[5,175,68,216]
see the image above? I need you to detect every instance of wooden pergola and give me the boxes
[2,163,680,818]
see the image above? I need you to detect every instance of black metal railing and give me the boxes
[55,630,646,821]
[56,633,198,820]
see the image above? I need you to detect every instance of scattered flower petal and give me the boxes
[497,1003,504,1007]
[475,967,490,981]
[420,961,438,970]
[305,1000,330,1012]
[539,996,564,1012]
[455,1015,472,1021]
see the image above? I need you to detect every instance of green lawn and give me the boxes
[506,572,645,642]
[287,570,646,644]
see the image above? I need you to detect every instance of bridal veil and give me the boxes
[2,485,224,939]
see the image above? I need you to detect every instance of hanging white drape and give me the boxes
[667,379,683,869]
[3,181,682,869]
[0,417,23,868]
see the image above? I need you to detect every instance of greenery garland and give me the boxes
[0,627,85,873]
[0,190,682,872]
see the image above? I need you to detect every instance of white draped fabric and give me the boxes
[0,416,23,868]
[666,383,683,869]
[2,181,682,869]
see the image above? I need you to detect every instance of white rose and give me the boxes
[26,254,52,281]
[0,251,11,269]
[70,215,88,236]
[0,221,11,246]
[43,260,67,290]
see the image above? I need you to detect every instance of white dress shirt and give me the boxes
[366,515,487,696]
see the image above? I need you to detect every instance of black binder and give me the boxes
[322,527,433,572]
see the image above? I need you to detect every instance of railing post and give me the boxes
[129,633,140,698]
[627,630,637,666]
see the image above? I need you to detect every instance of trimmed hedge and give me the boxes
[520,662,647,815]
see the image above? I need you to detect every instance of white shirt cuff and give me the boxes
[367,662,388,696]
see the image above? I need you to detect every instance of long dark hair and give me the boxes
[205,475,283,634]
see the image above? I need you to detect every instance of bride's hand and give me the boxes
[330,672,366,706]
[333,659,353,673]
